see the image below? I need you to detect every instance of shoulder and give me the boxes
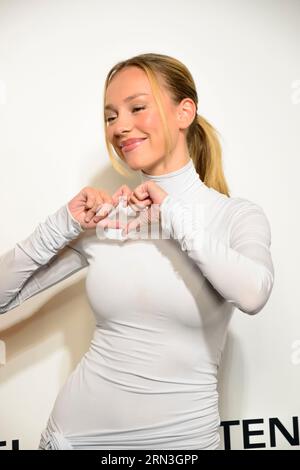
[207,187,269,219]
[228,196,270,222]
[226,196,272,248]
[203,187,259,218]
[207,189,272,234]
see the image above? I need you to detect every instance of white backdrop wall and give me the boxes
[0,0,299,450]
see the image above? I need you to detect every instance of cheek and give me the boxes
[106,127,113,142]
[140,112,163,137]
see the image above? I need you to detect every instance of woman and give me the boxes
[0,53,274,450]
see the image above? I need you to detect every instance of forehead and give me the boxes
[105,67,152,103]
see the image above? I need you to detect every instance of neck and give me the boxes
[140,153,191,177]
[139,157,204,198]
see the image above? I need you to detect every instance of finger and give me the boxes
[121,185,133,204]
[141,198,152,207]
[131,200,152,212]
[128,201,142,213]
[112,185,133,207]
[129,194,151,211]
[87,196,113,223]
[85,199,102,223]
[84,188,96,210]
[82,188,98,223]
[95,201,114,216]
[93,201,114,223]
[134,187,149,200]
[112,189,125,207]
[101,191,114,206]
[133,181,149,193]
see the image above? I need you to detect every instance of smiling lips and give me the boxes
[121,138,147,152]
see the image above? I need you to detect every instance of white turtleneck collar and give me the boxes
[139,158,204,198]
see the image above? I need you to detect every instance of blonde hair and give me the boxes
[103,53,230,197]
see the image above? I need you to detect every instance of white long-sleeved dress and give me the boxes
[0,159,274,449]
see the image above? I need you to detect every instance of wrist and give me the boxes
[66,204,85,232]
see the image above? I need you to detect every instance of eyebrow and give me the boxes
[105,93,149,111]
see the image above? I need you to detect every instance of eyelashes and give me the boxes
[106,106,146,123]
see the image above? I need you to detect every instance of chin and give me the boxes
[125,160,144,171]
[121,152,158,173]
[122,155,149,171]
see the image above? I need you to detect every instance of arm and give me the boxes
[0,204,88,317]
[160,195,274,315]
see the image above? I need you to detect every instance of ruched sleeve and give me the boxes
[160,195,274,315]
[0,204,88,315]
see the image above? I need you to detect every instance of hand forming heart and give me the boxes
[67,181,168,236]
[97,181,168,237]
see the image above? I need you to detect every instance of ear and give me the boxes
[176,98,196,130]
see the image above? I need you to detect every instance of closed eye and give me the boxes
[132,106,145,113]
[106,106,146,123]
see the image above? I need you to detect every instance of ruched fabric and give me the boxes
[39,416,73,450]
[1,159,274,449]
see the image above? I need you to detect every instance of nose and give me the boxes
[112,111,134,137]
[115,127,131,137]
